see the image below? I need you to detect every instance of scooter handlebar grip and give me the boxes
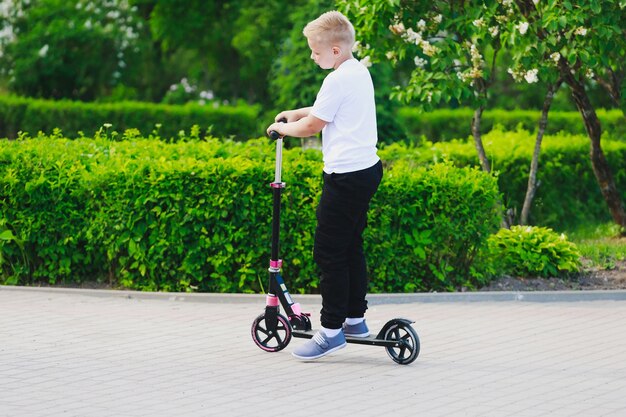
[269,130,281,140]
[268,118,288,140]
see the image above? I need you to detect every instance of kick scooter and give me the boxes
[250,123,420,365]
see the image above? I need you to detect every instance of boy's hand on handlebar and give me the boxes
[275,110,297,123]
[267,115,288,138]
[266,121,286,138]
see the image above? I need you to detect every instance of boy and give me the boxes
[266,10,382,360]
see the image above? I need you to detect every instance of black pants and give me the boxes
[314,160,383,329]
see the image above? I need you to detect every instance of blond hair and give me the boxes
[303,10,355,48]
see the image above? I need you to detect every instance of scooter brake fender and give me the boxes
[375,318,415,340]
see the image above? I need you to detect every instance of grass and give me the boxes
[567,222,626,270]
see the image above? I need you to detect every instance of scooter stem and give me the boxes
[274,138,283,184]
[269,136,286,266]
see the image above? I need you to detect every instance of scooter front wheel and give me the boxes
[383,322,420,365]
[251,312,292,352]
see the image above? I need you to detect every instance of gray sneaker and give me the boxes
[343,320,370,338]
[292,330,347,360]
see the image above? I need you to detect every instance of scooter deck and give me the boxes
[292,329,399,347]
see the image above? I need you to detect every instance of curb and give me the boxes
[2,285,626,304]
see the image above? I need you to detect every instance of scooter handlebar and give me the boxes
[269,130,281,140]
[268,118,288,140]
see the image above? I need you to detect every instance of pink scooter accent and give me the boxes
[266,295,280,307]
[291,303,301,316]
[269,259,283,269]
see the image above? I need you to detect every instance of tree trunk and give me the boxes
[520,79,562,225]
[561,66,626,234]
[471,104,512,227]
[471,105,491,172]
[595,69,626,124]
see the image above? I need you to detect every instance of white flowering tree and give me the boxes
[504,0,626,233]
[339,0,519,173]
[494,0,566,226]
[0,0,144,100]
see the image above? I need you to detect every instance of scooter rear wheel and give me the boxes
[383,322,420,365]
[251,312,292,352]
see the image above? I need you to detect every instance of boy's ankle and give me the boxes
[321,326,342,338]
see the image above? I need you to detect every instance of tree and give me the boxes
[145,0,300,104]
[340,0,625,232]
[520,78,562,225]
[0,0,303,104]
[0,0,145,100]
[268,0,331,111]
[589,15,625,118]
[340,0,544,228]
[478,1,566,226]
[338,0,514,173]
[505,0,626,234]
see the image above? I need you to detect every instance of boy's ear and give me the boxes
[332,46,341,56]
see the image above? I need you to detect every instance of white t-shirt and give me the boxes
[311,58,379,174]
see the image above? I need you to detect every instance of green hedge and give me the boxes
[0,95,261,140]
[0,135,501,292]
[397,108,626,143]
[3,95,624,146]
[379,129,626,230]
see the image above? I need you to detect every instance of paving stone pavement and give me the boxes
[1,286,626,417]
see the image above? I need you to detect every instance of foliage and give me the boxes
[503,0,626,109]
[368,161,502,291]
[501,2,626,232]
[568,222,626,270]
[504,1,626,235]
[378,128,626,230]
[0,95,261,140]
[1,0,624,115]
[337,1,626,112]
[0,0,146,100]
[485,226,581,277]
[0,135,501,292]
[397,107,626,143]
[0,0,306,104]
[161,77,217,106]
[145,0,303,105]
[577,238,626,270]
[338,0,511,110]
[484,52,616,112]
[2,94,624,143]
[0,217,24,283]
[268,0,332,111]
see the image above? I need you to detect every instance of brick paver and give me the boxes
[1,287,626,417]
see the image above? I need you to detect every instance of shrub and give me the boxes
[0,95,261,140]
[0,0,145,101]
[485,226,581,277]
[368,161,502,291]
[378,129,626,230]
[397,107,626,143]
[0,135,501,292]
[0,218,24,284]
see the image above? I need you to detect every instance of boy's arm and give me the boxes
[266,114,326,138]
